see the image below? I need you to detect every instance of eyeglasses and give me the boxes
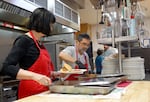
[79,42,90,47]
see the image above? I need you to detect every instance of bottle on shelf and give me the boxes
[129,15,136,36]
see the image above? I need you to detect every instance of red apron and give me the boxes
[18,31,54,99]
[66,48,88,80]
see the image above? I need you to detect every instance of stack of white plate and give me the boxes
[122,57,145,80]
[101,58,119,74]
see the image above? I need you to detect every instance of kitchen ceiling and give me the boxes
[78,0,150,25]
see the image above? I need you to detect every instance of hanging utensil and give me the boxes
[99,12,105,24]
[118,0,121,8]
[125,0,127,7]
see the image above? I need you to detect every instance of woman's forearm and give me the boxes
[16,69,36,80]
[16,69,52,86]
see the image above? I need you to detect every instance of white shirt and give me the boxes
[102,47,118,58]
[61,46,91,70]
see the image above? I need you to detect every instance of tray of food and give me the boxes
[49,84,114,95]
[49,77,118,95]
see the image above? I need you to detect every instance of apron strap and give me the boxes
[84,54,88,71]
[29,31,41,50]
[75,46,88,70]
[75,46,79,69]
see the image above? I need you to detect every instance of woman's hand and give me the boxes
[32,73,52,86]
[51,71,61,78]
[51,71,71,78]
[51,71,70,81]
[17,69,52,86]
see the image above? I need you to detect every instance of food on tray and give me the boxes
[86,74,97,78]
[59,63,87,74]
[60,63,72,72]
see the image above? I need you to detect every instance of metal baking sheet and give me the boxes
[97,73,127,78]
[76,75,128,83]
[49,80,115,95]
[78,77,119,86]
[75,73,127,80]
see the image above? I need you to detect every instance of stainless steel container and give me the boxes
[49,77,118,95]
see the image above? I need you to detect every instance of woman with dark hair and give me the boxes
[1,8,58,99]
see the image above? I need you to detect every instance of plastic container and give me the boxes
[129,17,136,36]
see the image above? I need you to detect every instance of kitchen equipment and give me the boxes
[44,41,68,71]
[97,73,127,78]
[50,84,114,95]
[49,77,119,95]
[0,76,19,102]
[0,0,80,32]
[77,73,127,81]
[77,77,119,86]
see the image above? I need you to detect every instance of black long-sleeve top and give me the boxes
[1,35,42,78]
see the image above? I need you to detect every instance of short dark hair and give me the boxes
[77,33,90,42]
[27,8,56,36]
[97,49,103,55]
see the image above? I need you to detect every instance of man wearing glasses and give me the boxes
[59,33,91,76]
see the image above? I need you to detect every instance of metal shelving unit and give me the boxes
[97,0,144,74]
[115,35,139,42]
[97,38,113,44]
[98,35,139,43]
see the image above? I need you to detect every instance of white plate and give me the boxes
[58,69,86,74]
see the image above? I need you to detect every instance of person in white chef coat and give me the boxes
[102,44,118,59]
